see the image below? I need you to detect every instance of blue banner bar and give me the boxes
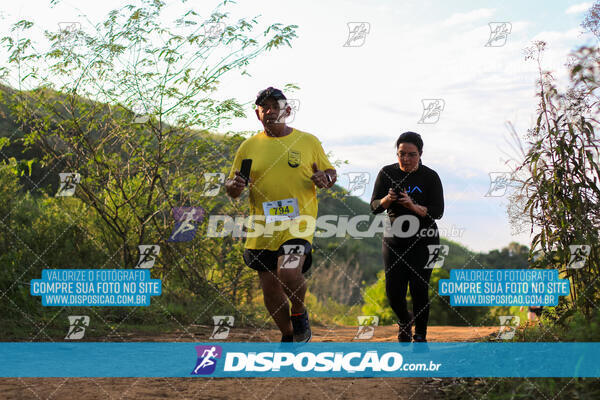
[1,342,598,377]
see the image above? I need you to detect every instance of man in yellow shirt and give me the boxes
[226,87,337,342]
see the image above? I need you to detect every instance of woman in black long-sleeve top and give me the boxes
[370,131,444,342]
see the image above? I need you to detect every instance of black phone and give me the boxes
[393,185,406,195]
[240,159,252,186]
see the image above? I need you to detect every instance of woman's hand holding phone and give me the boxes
[380,188,398,209]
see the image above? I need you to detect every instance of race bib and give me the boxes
[262,198,300,224]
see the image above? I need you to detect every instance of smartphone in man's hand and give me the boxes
[240,159,252,186]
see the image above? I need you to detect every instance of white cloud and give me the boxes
[532,28,586,42]
[510,21,532,34]
[442,8,496,27]
[565,2,592,14]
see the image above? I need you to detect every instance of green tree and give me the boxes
[508,41,600,318]
[0,0,298,305]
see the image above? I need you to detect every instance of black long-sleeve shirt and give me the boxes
[370,162,444,244]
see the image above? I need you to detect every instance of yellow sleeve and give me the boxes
[313,137,334,171]
[228,141,246,180]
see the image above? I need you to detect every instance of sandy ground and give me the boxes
[0,325,498,400]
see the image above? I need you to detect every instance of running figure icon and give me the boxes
[193,346,218,374]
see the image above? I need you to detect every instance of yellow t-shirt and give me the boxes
[228,128,334,250]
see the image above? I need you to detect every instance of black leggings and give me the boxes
[382,239,433,335]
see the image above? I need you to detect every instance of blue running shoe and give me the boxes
[290,310,312,343]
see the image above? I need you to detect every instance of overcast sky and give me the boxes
[1,0,597,252]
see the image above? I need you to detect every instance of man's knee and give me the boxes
[258,270,284,295]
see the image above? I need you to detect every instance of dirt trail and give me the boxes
[0,325,498,400]
[123,324,498,343]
